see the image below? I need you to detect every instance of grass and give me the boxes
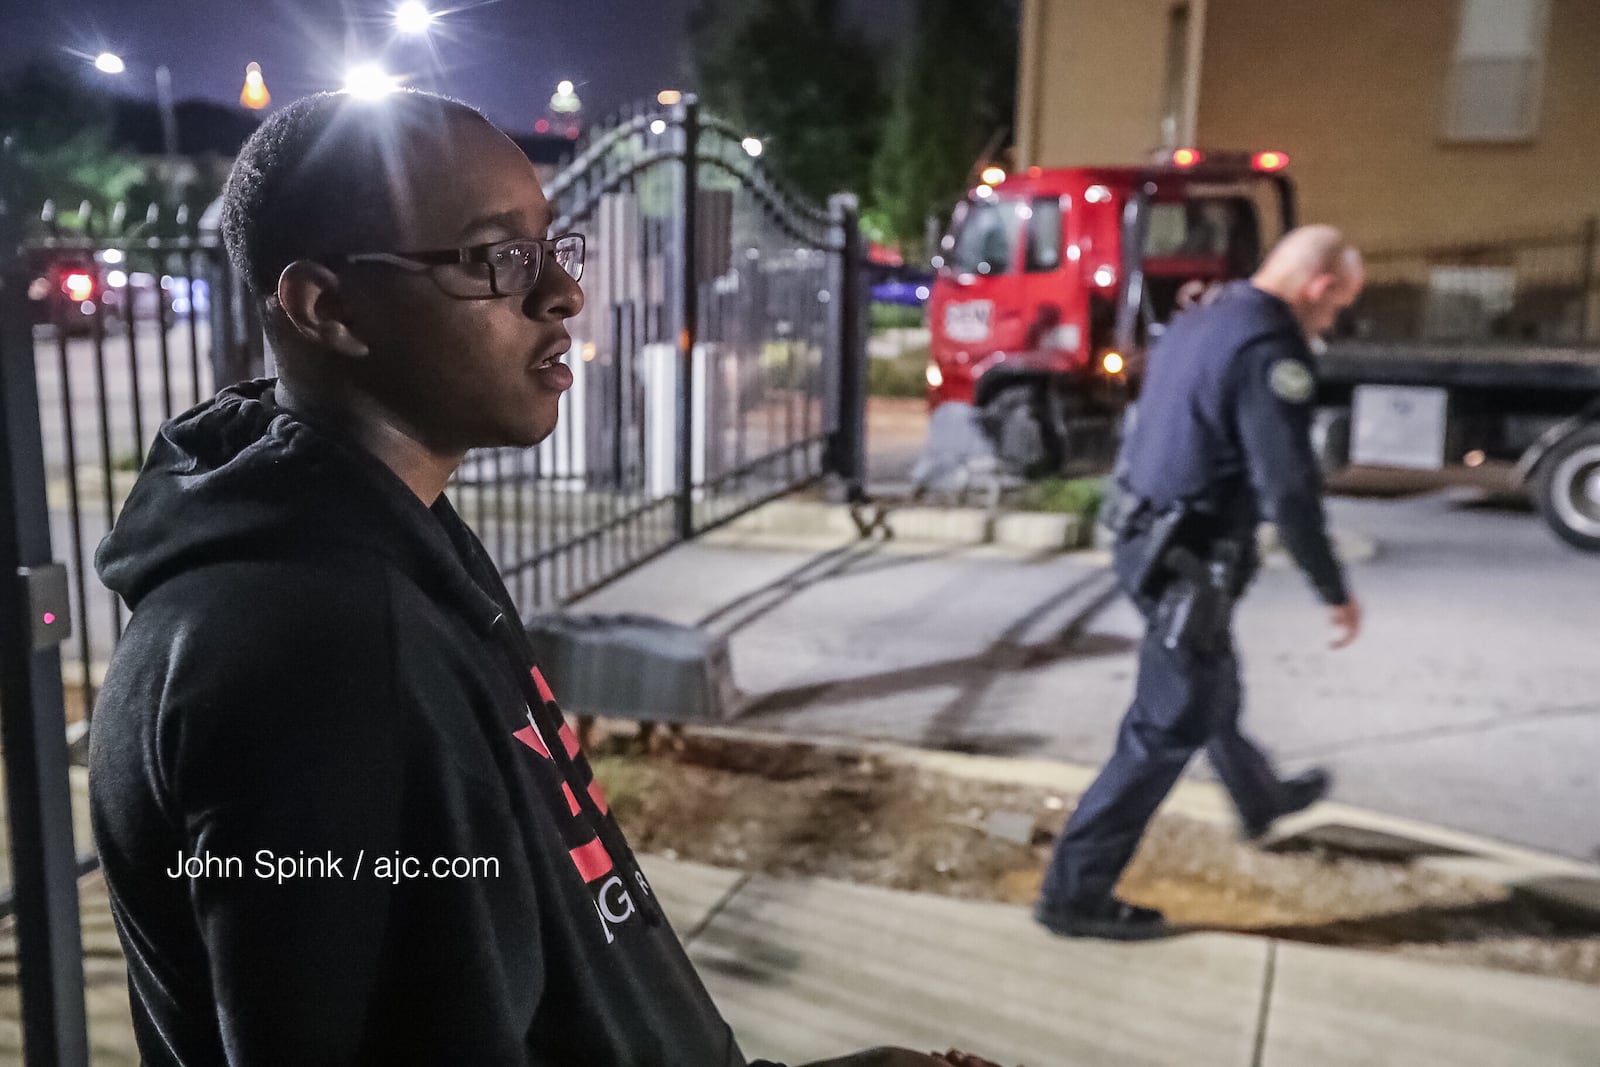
[869,303,926,331]
[868,345,930,399]
[1022,476,1106,526]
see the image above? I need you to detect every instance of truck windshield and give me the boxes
[1144,198,1259,262]
[946,199,1018,276]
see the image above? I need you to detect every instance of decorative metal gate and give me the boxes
[447,95,867,619]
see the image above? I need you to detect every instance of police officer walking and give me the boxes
[1034,226,1365,941]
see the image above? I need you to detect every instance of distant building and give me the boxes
[1015,0,1598,250]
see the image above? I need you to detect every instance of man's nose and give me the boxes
[525,266,584,321]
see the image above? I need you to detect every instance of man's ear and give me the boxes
[274,261,370,358]
[1302,272,1335,306]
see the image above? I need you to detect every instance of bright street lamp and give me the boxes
[92,53,179,176]
[741,137,763,158]
[394,1,436,35]
[344,64,402,99]
[550,79,581,114]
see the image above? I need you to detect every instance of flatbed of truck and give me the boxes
[1320,341,1600,392]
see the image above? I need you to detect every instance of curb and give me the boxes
[709,497,1380,564]
[712,498,1086,552]
[687,724,1600,925]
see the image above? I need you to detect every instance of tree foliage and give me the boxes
[690,0,886,207]
[0,60,144,234]
[869,0,1020,254]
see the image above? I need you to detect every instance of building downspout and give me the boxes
[1016,0,1049,170]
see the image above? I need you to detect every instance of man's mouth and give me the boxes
[534,347,569,370]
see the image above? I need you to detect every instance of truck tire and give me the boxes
[1533,424,1600,553]
[985,384,1060,478]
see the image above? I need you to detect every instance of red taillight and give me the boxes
[1172,147,1203,167]
[62,272,94,302]
[1252,150,1289,172]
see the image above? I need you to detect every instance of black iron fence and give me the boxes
[0,96,865,1063]
[1343,217,1600,347]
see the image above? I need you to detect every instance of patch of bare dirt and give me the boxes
[592,730,1600,985]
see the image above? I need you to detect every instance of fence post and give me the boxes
[672,97,701,541]
[824,192,867,501]
[0,136,92,1066]
[1579,215,1598,345]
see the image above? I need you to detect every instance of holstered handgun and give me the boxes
[1154,540,1240,656]
[1116,503,1186,599]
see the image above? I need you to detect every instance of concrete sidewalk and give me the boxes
[13,856,1597,1066]
[656,857,1600,1067]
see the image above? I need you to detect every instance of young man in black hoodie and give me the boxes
[89,90,995,1067]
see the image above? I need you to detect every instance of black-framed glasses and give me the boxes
[328,233,585,298]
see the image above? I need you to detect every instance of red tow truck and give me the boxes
[925,148,1295,473]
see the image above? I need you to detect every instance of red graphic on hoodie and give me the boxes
[516,667,615,885]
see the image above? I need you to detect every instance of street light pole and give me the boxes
[94,55,182,208]
[153,65,180,209]
[154,65,178,159]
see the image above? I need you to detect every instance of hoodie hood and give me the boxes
[96,379,503,629]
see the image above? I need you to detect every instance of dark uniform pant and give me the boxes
[1039,537,1285,910]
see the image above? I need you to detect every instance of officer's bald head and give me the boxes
[1252,225,1364,338]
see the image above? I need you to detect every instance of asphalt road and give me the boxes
[577,466,1600,861]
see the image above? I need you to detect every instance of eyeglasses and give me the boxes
[328,233,585,299]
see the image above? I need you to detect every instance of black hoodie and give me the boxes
[90,380,758,1066]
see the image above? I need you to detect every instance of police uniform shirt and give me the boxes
[1121,281,1349,606]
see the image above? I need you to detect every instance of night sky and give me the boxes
[0,0,914,134]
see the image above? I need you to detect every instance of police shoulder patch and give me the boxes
[1268,359,1315,404]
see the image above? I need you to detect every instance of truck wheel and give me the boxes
[1534,424,1600,553]
[985,385,1060,477]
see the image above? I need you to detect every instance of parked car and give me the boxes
[27,249,208,337]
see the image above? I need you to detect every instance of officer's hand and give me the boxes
[1329,598,1362,649]
[799,1049,949,1066]
[934,1051,1007,1067]
[801,1049,1008,1067]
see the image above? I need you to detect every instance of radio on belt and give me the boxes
[19,563,71,652]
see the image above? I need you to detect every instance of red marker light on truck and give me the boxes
[1172,147,1203,167]
[1252,150,1289,172]
[62,272,94,302]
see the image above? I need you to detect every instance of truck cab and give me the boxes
[926,149,1295,473]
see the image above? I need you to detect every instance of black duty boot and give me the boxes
[1241,767,1332,841]
[1033,897,1169,941]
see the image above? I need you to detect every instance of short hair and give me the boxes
[220,90,489,297]
[1256,224,1360,291]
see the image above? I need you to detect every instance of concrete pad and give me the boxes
[992,511,1082,551]
[723,500,861,539]
[1259,820,1472,860]
[1263,941,1600,1067]
[1511,874,1600,925]
[886,506,992,544]
[638,856,746,935]
[690,874,1268,1067]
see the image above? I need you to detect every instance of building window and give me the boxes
[1445,0,1550,142]
[1159,3,1192,149]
